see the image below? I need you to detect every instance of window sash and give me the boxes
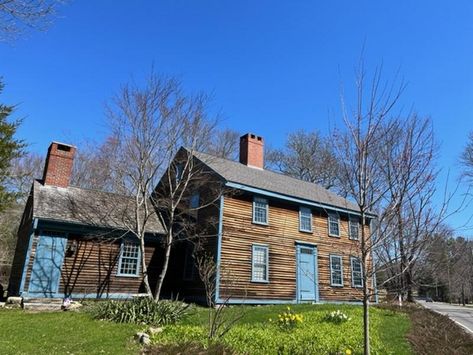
[349,218,360,240]
[299,207,312,232]
[252,245,269,282]
[351,257,363,287]
[253,197,268,225]
[328,214,340,237]
[117,242,140,277]
[330,255,343,286]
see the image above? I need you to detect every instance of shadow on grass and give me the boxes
[380,303,473,355]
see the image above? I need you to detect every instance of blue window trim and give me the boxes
[349,217,360,240]
[328,213,340,238]
[252,196,269,225]
[329,254,343,287]
[214,196,224,303]
[299,207,313,233]
[251,243,269,283]
[350,256,363,288]
[116,240,141,278]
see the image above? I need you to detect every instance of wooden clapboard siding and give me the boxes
[219,194,373,302]
[23,233,161,297]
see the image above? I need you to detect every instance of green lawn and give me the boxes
[0,304,412,355]
[156,304,412,354]
[0,309,141,355]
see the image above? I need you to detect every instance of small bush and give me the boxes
[323,309,351,324]
[87,298,190,326]
[269,306,303,331]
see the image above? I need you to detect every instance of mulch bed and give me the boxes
[381,303,473,355]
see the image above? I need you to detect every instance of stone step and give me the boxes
[23,297,63,304]
[22,302,62,311]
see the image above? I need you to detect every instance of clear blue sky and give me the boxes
[1,1,472,233]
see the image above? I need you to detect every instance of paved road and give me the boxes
[419,300,473,334]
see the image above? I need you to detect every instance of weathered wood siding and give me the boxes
[23,233,161,298]
[219,194,373,302]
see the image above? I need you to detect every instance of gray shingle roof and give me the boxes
[32,180,164,234]
[193,150,361,214]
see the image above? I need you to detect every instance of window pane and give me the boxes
[252,246,268,281]
[329,215,339,236]
[330,256,343,286]
[352,258,363,287]
[350,219,359,239]
[253,198,268,224]
[119,242,140,276]
[300,208,312,231]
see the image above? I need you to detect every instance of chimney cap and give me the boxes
[50,141,77,149]
[240,133,264,142]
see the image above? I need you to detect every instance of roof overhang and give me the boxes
[225,181,377,219]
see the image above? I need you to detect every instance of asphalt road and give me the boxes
[419,300,473,334]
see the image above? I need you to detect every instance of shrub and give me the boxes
[87,298,190,325]
[269,306,303,331]
[323,309,351,324]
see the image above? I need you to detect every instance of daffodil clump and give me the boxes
[324,309,351,324]
[269,306,303,331]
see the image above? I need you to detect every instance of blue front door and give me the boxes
[28,233,67,297]
[296,244,318,302]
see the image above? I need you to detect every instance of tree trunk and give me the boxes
[361,212,370,355]
[154,231,173,301]
[139,235,153,297]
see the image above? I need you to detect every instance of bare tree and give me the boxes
[106,72,221,300]
[205,128,240,161]
[461,132,473,183]
[0,0,64,41]
[266,130,342,191]
[332,63,404,355]
[376,115,440,302]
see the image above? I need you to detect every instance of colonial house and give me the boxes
[9,134,376,304]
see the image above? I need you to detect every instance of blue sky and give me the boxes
[1,1,472,233]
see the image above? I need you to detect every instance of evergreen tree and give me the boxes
[0,80,24,212]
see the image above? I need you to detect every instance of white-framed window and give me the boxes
[253,197,268,225]
[117,241,140,277]
[349,217,360,240]
[330,255,343,287]
[351,257,363,288]
[251,244,269,282]
[183,243,196,281]
[299,207,312,232]
[190,192,200,209]
[328,213,340,237]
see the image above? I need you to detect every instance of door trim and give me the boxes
[296,243,319,303]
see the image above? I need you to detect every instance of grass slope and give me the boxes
[0,309,141,355]
[153,304,412,354]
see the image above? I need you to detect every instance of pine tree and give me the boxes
[0,80,24,212]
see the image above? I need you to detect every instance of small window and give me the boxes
[351,257,363,288]
[190,192,200,209]
[328,214,340,237]
[252,244,269,282]
[330,255,343,287]
[253,197,268,225]
[117,241,140,277]
[175,163,184,183]
[349,217,360,240]
[299,207,312,232]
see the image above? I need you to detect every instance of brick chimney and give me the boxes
[239,133,264,169]
[42,142,76,188]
